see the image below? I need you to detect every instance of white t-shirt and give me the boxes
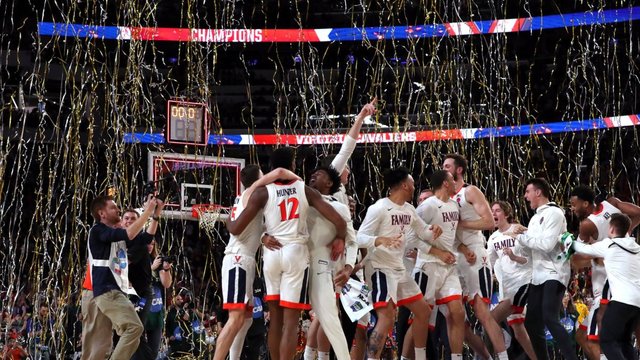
[357,197,435,271]
[415,196,459,265]
[307,195,358,267]
[487,224,532,291]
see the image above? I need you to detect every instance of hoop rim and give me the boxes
[191,204,228,219]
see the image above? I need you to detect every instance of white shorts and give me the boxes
[457,245,493,304]
[263,243,311,310]
[498,283,529,326]
[412,262,463,305]
[367,266,422,309]
[579,298,601,341]
[221,254,256,310]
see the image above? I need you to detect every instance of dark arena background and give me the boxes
[1,0,640,358]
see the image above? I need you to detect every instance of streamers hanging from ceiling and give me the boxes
[0,0,639,357]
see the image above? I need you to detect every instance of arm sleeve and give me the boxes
[356,204,380,249]
[96,226,129,243]
[517,209,565,252]
[572,239,609,258]
[411,208,434,243]
[336,203,358,267]
[140,231,155,245]
[345,221,358,267]
[411,205,434,253]
[331,135,357,174]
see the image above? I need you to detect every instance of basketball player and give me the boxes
[487,201,537,360]
[356,167,444,360]
[569,185,640,360]
[413,170,466,360]
[507,178,576,360]
[302,166,358,360]
[213,165,300,360]
[226,147,347,360]
[442,154,508,359]
[570,213,640,360]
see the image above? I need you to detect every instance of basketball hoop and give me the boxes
[192,204,226,231]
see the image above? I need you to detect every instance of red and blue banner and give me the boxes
[39,7,640,43]
[123,114,640,145]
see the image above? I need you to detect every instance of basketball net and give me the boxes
[192,204,224,232]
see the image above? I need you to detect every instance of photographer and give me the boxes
[120,201,164,359]
[132,240,172,360]
[165,289,198,357]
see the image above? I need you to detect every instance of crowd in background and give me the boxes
[0,263,599,359]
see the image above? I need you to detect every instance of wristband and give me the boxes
[152,215,160,221]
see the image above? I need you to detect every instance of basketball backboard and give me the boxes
[147,151,244,220]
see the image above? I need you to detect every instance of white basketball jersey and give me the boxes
[487,225,532,290]
[586,200,620,298]
[451,185,485,247]
[360,198,424,271]
[416,196,459,265]
[587,200,621,242]
[264,180,309,245]
[226,191,264,257]
[308,196,350,250]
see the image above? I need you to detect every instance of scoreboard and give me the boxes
[166,100,208,146]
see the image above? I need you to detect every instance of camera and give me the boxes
[143,175,179,202]
[160,255,177,264]
[143,181,168,202]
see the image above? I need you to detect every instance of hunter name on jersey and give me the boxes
[276,187,297,197]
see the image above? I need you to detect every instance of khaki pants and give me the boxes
[81,290,112,359]
[83,289,144,360]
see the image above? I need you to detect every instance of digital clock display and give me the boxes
[167,100,208,145]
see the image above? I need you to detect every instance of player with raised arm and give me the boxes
[213,165,300,360]
[442,154,508,360]
[327,98,377,205]
[300,166,358,360]
[226,147,347,360]
[487,201,537,360]
[356,167,443,360]
[413,170,466,360]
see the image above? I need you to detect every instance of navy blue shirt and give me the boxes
[88,223,129,297]
[127,231,155,295]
